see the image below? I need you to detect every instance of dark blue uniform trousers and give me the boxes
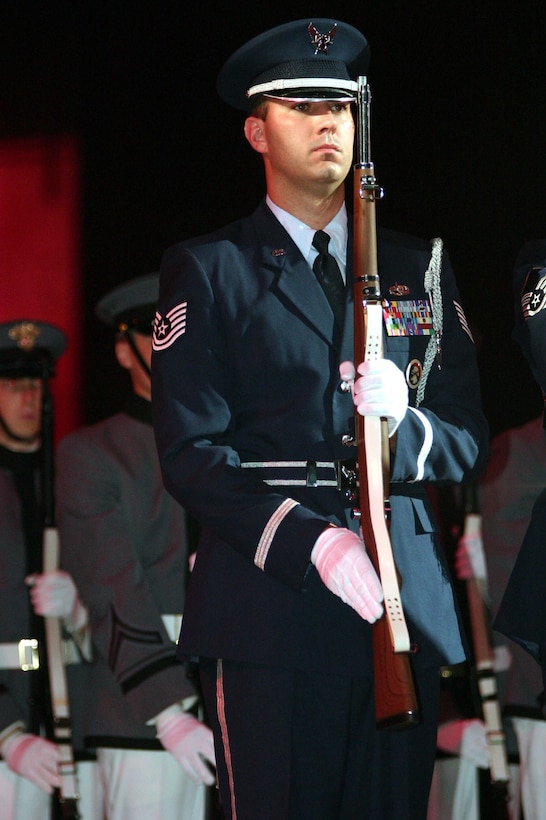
[199,658,440,819]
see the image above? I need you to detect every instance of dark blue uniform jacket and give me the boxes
[152,200,489,677]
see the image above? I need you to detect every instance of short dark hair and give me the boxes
[248,94,270,119]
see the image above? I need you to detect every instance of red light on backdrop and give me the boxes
[0,135,82,441]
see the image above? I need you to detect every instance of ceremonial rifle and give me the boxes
[462,484,510,818]
[204,776,224,820]
[41,370,81,819]
[350,77,420,730]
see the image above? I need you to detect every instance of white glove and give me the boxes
[0,730,61,794]
[340,359,408,436]
[311,527,384,623]
[454,532,488,583]
[155,704,216,785]
[26,571,88,633]
[436,718,490,769]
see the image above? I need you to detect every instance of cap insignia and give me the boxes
[308,22,337,55]
[8,321,41,351]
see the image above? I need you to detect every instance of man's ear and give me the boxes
[114,338,132,371]
[244,116,267,154]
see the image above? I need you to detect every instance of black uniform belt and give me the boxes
[0,638,81,671]
[240,459,358,490]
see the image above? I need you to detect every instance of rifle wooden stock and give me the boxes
[204,780,223,820]
[352,78,419,730]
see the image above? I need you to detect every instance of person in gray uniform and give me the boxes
[0,319,101,819]
[430,240,546,819]
[493,239,546,818]
[31,274,216,819]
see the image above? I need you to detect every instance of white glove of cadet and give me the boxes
[454,532,488,583]
[26,570,88,633]
[0,729,61,794]
[340,359,409,436]
[436,718,490,769]
[311,527,383,623]
[155,704,216,785]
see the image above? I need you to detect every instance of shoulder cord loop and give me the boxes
[416,237,443,407]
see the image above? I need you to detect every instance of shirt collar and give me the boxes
[266,196,348,276]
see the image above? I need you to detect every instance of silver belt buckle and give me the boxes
[335,459,358,490]
[335,459,359,500]
[18,639,39,671]
[305,461,318,487]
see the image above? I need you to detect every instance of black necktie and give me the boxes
[312,230,346,328]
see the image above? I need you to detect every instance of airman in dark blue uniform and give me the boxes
[152,18,489,819]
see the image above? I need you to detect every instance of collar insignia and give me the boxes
[8,321,41,351]
[308,22,337,55]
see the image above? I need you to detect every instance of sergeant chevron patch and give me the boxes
[152,302,187,350]
[453,301,474,343]
[521,269,546,318]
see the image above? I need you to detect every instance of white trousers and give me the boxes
[0,759,104,820]
[426,756,521,820]
[97,747,206,820]
[0,749,208,819]
[512,717,546,820]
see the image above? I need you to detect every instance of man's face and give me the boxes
[115,332,152,400]
[245,99,355,196]
[0,376,43,450]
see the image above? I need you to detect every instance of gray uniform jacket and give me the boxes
[0,447,88,751]
[0,449,43,733]
[483,417,546,714]
[56,395,195,748]
[152,201,489,677]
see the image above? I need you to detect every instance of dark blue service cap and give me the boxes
[217,19,370,111]
[0,320,66,377]
[95,273,159,336]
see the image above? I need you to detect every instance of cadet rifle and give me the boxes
[350,77,420,730]
[462,483,510,819]
[41,371,80,819]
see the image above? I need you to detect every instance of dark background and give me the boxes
[3,1,545,437]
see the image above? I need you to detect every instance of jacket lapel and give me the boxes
[252,202,348,345]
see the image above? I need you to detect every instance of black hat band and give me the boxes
[0,350,55,378]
